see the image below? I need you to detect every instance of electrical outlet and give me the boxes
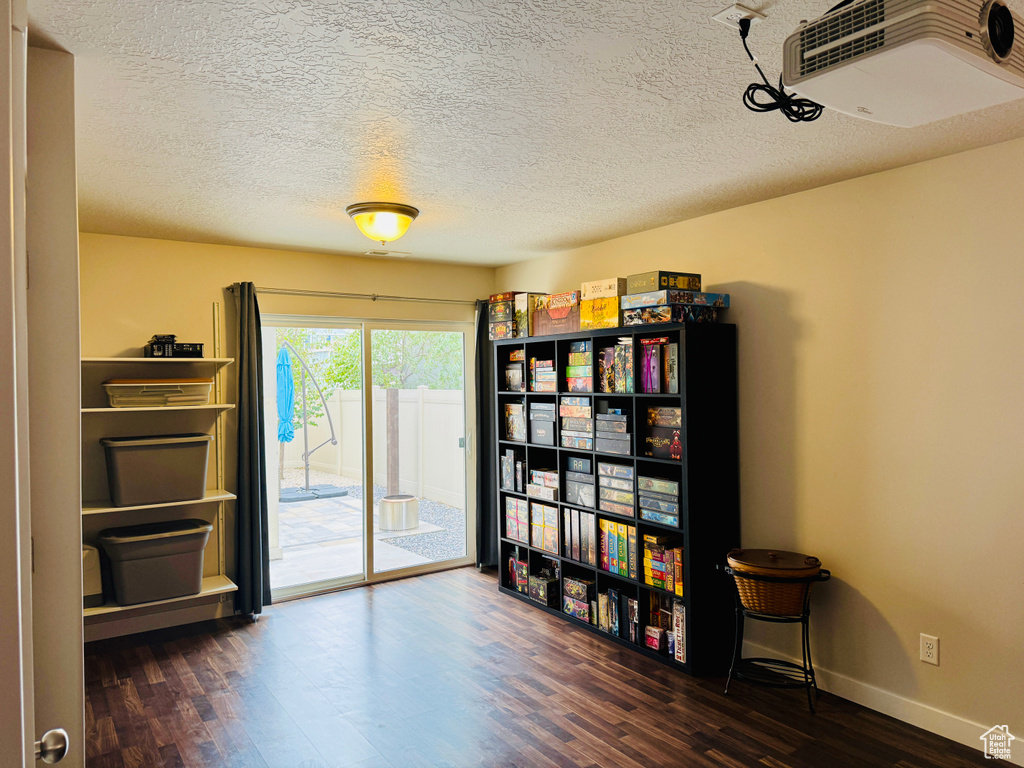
[712,4,767,30]
[920,634,939,666]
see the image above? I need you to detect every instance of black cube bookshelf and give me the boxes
[494,322,739,676]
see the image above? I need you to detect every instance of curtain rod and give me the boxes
[227,285,478,307]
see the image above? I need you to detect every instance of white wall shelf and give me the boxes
[82,404,235,413]
[83,575,237,619]
[81,341,237,637]
[82,356,234,367]
[82,489,236,516]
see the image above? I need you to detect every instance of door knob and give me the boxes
[34,728,68,764]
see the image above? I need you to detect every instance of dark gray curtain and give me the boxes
[234,282,271,614]
[475,299,498,567]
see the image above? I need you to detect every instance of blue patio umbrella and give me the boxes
[276,347,295,443]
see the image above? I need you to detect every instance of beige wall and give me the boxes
[79,233,493,358]
[497,137,1024,747]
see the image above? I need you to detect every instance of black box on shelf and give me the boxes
[565,479,596,508]
[145,341,204,358]
[529,575,559,607]
[626,271,701,294]
[530,420,556,445]
[596,436,632,455]
[643,427,683,460]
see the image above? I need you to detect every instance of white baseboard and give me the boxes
[743,641,1023,767]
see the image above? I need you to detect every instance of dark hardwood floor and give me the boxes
[85,567,986,768]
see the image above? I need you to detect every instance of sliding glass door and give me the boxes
[368,327,469,574]
[262,322,366,596]
[263,316,475,599]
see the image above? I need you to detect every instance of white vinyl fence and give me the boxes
[281,387,467,510]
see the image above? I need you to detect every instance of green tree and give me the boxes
[275,327,351,429]
[275,328,464,430]
[367,330,463,390]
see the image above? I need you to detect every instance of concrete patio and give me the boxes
[269,473,467,590]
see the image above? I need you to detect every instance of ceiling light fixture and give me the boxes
[345,202,420,245]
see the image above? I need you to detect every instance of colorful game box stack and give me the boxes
[526,468,559,502]
[560,396,593,450]
[504,497,529,543]
[504,402,526,443]
[530,357,557,392]
[500,447,525,492]
[508,546,529,594]
[597,462,634,518]
[529,401,556,445]
[597,587,623,635]
[642,593,686,661]
[644,592,674,652]
[488,292,516,340]
[622,288,727,328]
[620,272,717,327]
[642,406,683,460]
[563,575,595,623]
[638,475,680,526]
[595,407,631,455]
[562,507,597,565]
[599,519,638,579]
[638,337,678,394]
[597,338,634,393]
[496,272,731,336]
[620,274,727,327]
[565,339,593,392]
[642,534,684,597]
[530,502,559,555]
[625,596,641,643]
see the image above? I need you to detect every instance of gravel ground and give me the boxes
[379,497,468,561]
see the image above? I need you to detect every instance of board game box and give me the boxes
[620,290,729,310]
[626,270,701,294]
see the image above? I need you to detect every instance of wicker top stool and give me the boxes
[723,548,831,712]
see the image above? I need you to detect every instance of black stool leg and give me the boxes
[724,600,744,694]
[801,614,815,713]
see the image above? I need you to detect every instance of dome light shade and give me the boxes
[345,202,420,245]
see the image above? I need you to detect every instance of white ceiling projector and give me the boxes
[782,0,1024,126]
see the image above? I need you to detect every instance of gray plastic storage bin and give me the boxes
[100,433,211,507]
[98,519,213,606]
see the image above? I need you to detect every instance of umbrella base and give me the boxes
[310,484,349,499]
[280,487,316,503]
[279,485,349,503]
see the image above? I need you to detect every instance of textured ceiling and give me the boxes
[28,0,1024,266]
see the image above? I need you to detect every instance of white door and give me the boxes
[0,9,83,766]
[0,0,34,763]
[23,40,85,768]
